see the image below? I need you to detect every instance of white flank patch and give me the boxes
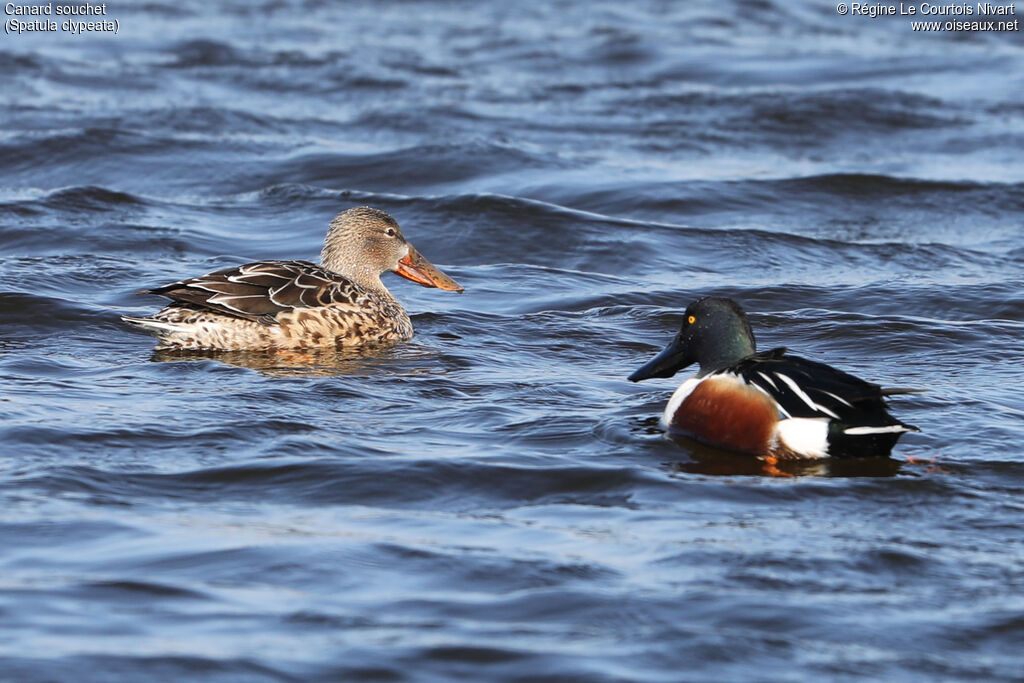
[756,371,778,390]
[776,418,831,459]
[843,425,911,435]
[660,377,702,428]
[774,372,840,419]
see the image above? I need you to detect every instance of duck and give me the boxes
[122,206,463,350]
[628,297,919,460]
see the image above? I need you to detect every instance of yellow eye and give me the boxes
[687,315,696,324]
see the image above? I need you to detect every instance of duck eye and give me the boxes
[384,228,397,237]
[687,315,696,325]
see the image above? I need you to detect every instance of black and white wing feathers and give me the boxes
[141,260,370,323]
[731,348,909,428]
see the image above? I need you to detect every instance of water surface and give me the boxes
[2,1,1023,680]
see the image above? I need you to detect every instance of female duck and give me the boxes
[123,206,462,350]
[628,297,918,459]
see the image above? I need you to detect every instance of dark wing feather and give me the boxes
[730,348,904,426]
[141,260,369,323]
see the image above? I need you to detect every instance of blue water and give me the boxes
[2,1,1023,680]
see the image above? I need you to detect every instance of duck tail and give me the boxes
[121,314,181,335]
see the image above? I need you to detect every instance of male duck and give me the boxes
[628,297,919,459]
[123,206,463,350]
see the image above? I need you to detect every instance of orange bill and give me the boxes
[395,245,464,292]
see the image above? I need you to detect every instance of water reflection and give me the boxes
[662,433,905,478]
[149,343,441,378]
[630,415,905,477]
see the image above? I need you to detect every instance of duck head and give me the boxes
[628,297,756,381]
[320,207,463,293]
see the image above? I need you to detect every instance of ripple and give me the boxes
[167,39,250,68]
[2,0,1023,680]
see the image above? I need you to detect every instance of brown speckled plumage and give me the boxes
[123,207,462,350]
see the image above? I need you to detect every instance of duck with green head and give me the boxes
[629,297,918,459]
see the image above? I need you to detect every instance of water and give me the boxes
[2,1,1023,680]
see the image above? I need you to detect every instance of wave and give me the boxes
[9,459,673,512]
